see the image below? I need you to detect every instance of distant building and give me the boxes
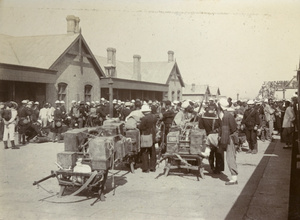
[182,84,210,101]
[182,84,221,102]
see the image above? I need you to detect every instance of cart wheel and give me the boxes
[58,186,66,197]
[130,162,135,173]
[164,163,170,177]
[199,167,205,179]
[98,189,105,201]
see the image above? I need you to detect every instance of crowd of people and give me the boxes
[0,95,298,184]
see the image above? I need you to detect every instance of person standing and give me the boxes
[18,100,31,145]
[198,105,222,174]
[218,98,238,185]
[282,100,295,149]
[242,100,260,154]
[263,98,275,141]
[31,101,40,123]
[139,104,157,172]
[2,102,19,149]
[52,101,63,142]
[160,100,175,153]
[39,103,49,127]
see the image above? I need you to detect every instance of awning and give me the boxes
[0,63,57,83]
[100,77,169,92]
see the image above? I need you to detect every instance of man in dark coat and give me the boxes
[139,104,158,173]
[242,100,260,154]
[199,104,223,174]
[219,98,238,185]
[160,100,175,153]
[18,100,32,145]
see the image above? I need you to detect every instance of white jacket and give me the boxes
[282,106,295,128]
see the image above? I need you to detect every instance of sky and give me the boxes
[0,0,299,99]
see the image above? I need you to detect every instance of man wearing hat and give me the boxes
[173,100,190,126]
[242,100,260,154]
[139,104,158,172]
[160,100,175,153]
[2,102,19,149]
[263,98,275,141]
[31,101,40,123]
[218,98,238,185]
[52,100,63,142]
[18,100,32,145]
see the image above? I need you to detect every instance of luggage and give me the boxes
[125,129,140,152]
[64,128,88,152]
[57,152,77,169]
[166,131,180,153]
[190,128,206,155]
[88,136,115,170]
[114,136,126,160]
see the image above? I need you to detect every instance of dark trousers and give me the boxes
[0,120,4,140]
[209,146,224,172]
[141,144,157,171]
[245,128,257,150]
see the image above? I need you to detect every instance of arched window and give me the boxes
[171,91,175,101]
[58,83,67,102]
[84,85,92,102]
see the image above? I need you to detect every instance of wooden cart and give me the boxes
[162,123,207,180]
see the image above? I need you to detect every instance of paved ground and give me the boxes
[0,135,291,220]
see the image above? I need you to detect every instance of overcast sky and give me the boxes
[0,0,299,99]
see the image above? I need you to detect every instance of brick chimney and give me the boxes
[168,51,174,62]
[106,48,116,77]
[133,55,141,81]
[191,83,195,92]
[66,15,80,34]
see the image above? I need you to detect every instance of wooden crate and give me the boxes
[125,129,140,152]
[88,136,115,161]
[166,131,180,153]
[57,152,77,169]
[91,159,111,170]
[64,128,88,152]
[190,129,206,155]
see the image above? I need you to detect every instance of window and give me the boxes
[171,91,175,101]
[177,90,180,101]
[85,85,92,102]
[58,83,67,102]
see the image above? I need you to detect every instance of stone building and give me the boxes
[97,50,185,102]
[0,15,185,109]
[0,15,105,109]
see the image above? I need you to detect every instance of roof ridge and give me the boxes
[2,33,79,39]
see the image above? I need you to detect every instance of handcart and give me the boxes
[160,122,207,180]
[33,167,109,204]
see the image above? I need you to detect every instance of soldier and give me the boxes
[242,100,260,154]
[2,102,19,149]
[31,101,40,123]
[52,100,63,142]
[18,100,31,145]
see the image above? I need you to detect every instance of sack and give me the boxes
[141,134,153,148]
[2,109,12,121]
[55,121,62,127]
[206,133,219,148]
[125,117,137,130]
[72,107,80,118]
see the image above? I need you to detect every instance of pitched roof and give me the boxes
[95,54,183,85]
[183,84,209,95]
[0,34,79,69]
[209,86,221,95]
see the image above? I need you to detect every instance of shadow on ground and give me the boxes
[224,141,276,220]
